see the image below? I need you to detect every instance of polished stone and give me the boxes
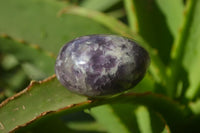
[55,35,150,97]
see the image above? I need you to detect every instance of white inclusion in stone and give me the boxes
[75,53,90,74]
[78,51,90,65]
[56,72,60,80]
[64,56,69,63]
[99,45,103,51]
[86,41,91,45]
[66,42,75,52]
[77,60,87,65]
[93,43,99,51]
[108,63,119,75]
[57,59,62,66]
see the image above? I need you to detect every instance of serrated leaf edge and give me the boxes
[9,92,189,133]
[0,34,56,59]
[0,75,56,108]
[10,99,93,133]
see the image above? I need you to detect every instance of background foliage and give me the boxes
[0,0,200,133]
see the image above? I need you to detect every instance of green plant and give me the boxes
[0,0,200,132]
[55,34,150,97]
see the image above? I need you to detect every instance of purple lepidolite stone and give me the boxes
[55,35,150,97]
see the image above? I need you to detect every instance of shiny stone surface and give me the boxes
[55,35,150,97]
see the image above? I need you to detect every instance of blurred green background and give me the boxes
[0,0,200,133]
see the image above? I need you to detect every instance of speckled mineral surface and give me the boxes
[55,35,150,97]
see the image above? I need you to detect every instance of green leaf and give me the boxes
[135,106,153,133]
[0,0,113,54]
[4,68,28,92]
[168,0,196,98]
[135,106,171,133]
[0,68,28,102]
[59,5,136,39]
[0,54,28,93]
[16,110,106,133]
[65,117,107,133]
[155,0,184,38]
[1,54,19,70]
[16,117,70,133]
[91,104,133,133]
[167,0,200,99]
[91,104,171,133]
[124,0,184,36]
[61,5,169,90]
[189,99,200,115]
[123,0,138,31]
[0,35,55,79]
[0,75,87,133]
[81,0,121,11]
[133,75,155,92]
[0,74,187,133]
[130,0,184,64]
[183,0,200,100]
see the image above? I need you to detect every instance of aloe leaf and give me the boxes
[64,114,106,133]
[0,80,187,133]
[91,104,133,133]
[0,75,87,133]
[168,0,200,99]
[135,106,153,133]
[189,99,200,115]
[92,104,171,133]
[15,117,70,133]
[168,0,195,97]
[123,0,138,32]
[124,0,184,36]
[59,6,135,39]
[0,54,28,91]
[183,0,200,100]
[133,74,155,93]
[135,106,171,133]
[0,66,29,102]
[155,0,184,38]
[0,35,55,79]
[0,0,113,54]
[130,0,184,65]
[1,54,19,70]
[4,68,28,92]
[90,103,171,133]
[81,0,121,11]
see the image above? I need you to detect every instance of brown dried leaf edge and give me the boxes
[0,75,93,132]
[0,74,188,132]
[0,34,56,58]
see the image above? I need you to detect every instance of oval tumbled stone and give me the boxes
[55,34,150,97]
